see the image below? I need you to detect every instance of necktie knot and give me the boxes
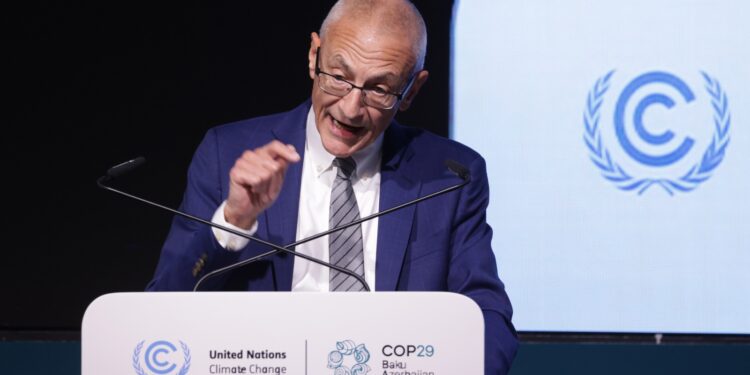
[333,157,356,180]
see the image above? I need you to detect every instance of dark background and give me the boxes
[4,3,750,374]
[2,1,452,331]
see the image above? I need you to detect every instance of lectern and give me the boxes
[82,292,484,374]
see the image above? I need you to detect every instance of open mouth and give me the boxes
[331,117,364,137]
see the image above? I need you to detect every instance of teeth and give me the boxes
[334,119,356,129]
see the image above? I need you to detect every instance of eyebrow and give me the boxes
[329,54,401,86]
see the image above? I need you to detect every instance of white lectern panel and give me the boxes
[82,292,483,375]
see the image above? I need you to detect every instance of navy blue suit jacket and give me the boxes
[147,101,518,374]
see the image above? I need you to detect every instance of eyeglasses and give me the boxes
[314,47,416,110]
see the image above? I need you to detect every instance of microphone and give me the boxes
[105,157,146,179]
[98,157,470,292]
[98,157,370,292]
[445,159,470,181]
[193,159,471,291]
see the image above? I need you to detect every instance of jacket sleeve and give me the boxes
[146,128,242,291]
[447,156,519,374]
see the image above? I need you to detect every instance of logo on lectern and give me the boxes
[132,340,191,375]
[583,70,731,195]
[327,340,371,374]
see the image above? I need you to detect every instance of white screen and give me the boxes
[452,0,750,333]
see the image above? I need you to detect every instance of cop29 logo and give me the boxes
[327,340,371,375]
[133,340,191,375]
[584,70,731,195]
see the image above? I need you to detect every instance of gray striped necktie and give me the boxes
[329,157,365,292]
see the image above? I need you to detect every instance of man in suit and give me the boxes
[147,0,518,373]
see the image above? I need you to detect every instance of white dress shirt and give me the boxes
[211,108,381,291]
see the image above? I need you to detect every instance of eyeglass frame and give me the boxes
[314,47,417,110]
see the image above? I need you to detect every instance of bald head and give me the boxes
[306,0,431,157]
[320,0,427,72]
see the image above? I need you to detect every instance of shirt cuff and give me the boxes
[211,201,257,251]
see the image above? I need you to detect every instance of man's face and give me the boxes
[308,22,428,158]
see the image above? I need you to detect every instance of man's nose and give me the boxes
[338,88,366,120]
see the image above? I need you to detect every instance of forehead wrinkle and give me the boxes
[325,45,411,84]
[330,54,352,73]
[331,27,413,65]
[327,50,403,86]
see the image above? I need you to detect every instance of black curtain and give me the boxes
[2,1,453,331]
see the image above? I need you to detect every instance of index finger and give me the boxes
[260,140,301,163]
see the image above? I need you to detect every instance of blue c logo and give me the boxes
[584,70,731,195]
[614,71,695,166]
[145,341,178,374]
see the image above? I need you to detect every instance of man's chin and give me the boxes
[322,137,361,158]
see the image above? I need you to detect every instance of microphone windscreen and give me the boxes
[107,157,147,178]
[444,159,470,181]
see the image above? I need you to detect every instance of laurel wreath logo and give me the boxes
[584,70,731,195]
[132,340,191,375]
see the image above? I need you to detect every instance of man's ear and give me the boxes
[398,70,429,111]
[308,32,321,80]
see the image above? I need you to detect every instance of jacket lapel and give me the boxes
[261,106,419,292]
[375,123,420,291]
[264,102,309,291]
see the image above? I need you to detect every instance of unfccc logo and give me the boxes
[584,70,731,195]
[132,340,191,375]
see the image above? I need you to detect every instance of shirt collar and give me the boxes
[305,107,382,180]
